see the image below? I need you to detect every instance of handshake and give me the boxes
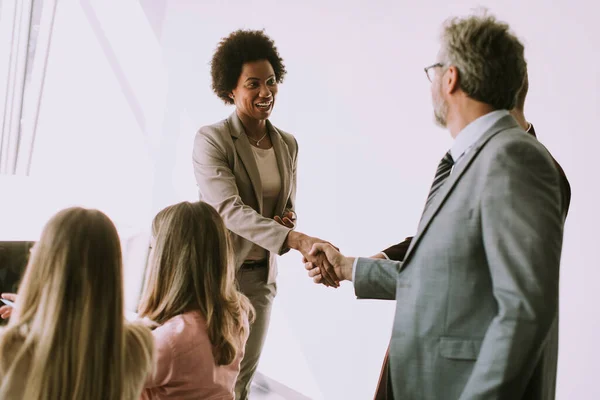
[278,213,354,288]
[302,241,353,288]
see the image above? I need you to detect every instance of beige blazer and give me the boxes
[192,112,298,283]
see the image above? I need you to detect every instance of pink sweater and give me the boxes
[141,310,247,400]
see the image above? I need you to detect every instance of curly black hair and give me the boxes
[210,29,287,104]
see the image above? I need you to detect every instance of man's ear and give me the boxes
[445,65,460,95]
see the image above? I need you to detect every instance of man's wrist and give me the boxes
[341,257,356,281]
[370,252,387,259]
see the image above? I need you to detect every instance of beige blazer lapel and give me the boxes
[228,112,263,213]
[402,116,520,266]
[268,120,292,216]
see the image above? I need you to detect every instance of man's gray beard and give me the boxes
[433,100,447,128]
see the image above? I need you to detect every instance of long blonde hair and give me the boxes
[138,201,254,365]
[0,207,153,399]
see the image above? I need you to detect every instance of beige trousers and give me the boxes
[234,266,277,400]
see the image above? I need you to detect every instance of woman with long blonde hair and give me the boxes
[138,201,254,399]
[0,207,154,399]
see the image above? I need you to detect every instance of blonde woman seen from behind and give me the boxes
[0,207,154,400]
[138,201,254,400]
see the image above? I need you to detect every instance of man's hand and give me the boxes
[309,252,339,288]
[274,211,296,229]
[286,231,341,287]
[305,243,354,284]
[0,293,17,319]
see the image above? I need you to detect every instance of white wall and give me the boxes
[13,0,599,399]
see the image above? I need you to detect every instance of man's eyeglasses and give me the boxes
[424,62,444,82]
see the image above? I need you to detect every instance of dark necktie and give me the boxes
[424,150,454,209]
[373,151,456,400]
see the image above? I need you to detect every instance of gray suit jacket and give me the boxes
[355,115,563,399]
[192,112,298,284]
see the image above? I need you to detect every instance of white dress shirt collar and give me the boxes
[450,110,510,164]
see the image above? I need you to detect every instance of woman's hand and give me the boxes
[305,243,354,284]
[0,293,17,319]
[274,211,296,229]
[286,232,341,287]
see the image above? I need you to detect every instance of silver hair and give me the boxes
[439,10,527,110]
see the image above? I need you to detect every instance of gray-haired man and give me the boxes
[307,12,564,400]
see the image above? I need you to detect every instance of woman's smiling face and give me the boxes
[230,60,278,122]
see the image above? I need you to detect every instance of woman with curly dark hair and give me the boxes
[192,29,338,399]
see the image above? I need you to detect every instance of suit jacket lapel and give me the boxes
[229,112,263,213]
[402,115,520,266]
[268,121,291,216]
